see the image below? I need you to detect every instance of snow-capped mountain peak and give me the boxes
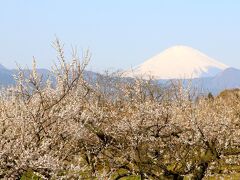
[124,45,229,79]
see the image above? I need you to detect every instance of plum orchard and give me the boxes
[0,40,240,179]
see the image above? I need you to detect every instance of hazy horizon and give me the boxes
[1,1,240,72]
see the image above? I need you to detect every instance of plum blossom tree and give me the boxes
[0,39,239,179]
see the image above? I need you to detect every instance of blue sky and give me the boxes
[1,0,240,71]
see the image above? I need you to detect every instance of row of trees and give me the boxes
[0,40,240,179]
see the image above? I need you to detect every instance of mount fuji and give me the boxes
[124,46,229,79]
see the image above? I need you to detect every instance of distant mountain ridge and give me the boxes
[158,67,240,95]
[1,63,240,95]
[0,64,98,86]
[202,67,240,93]
[0,64,16,85]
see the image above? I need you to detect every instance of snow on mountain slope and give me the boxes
[124,46,229,79]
